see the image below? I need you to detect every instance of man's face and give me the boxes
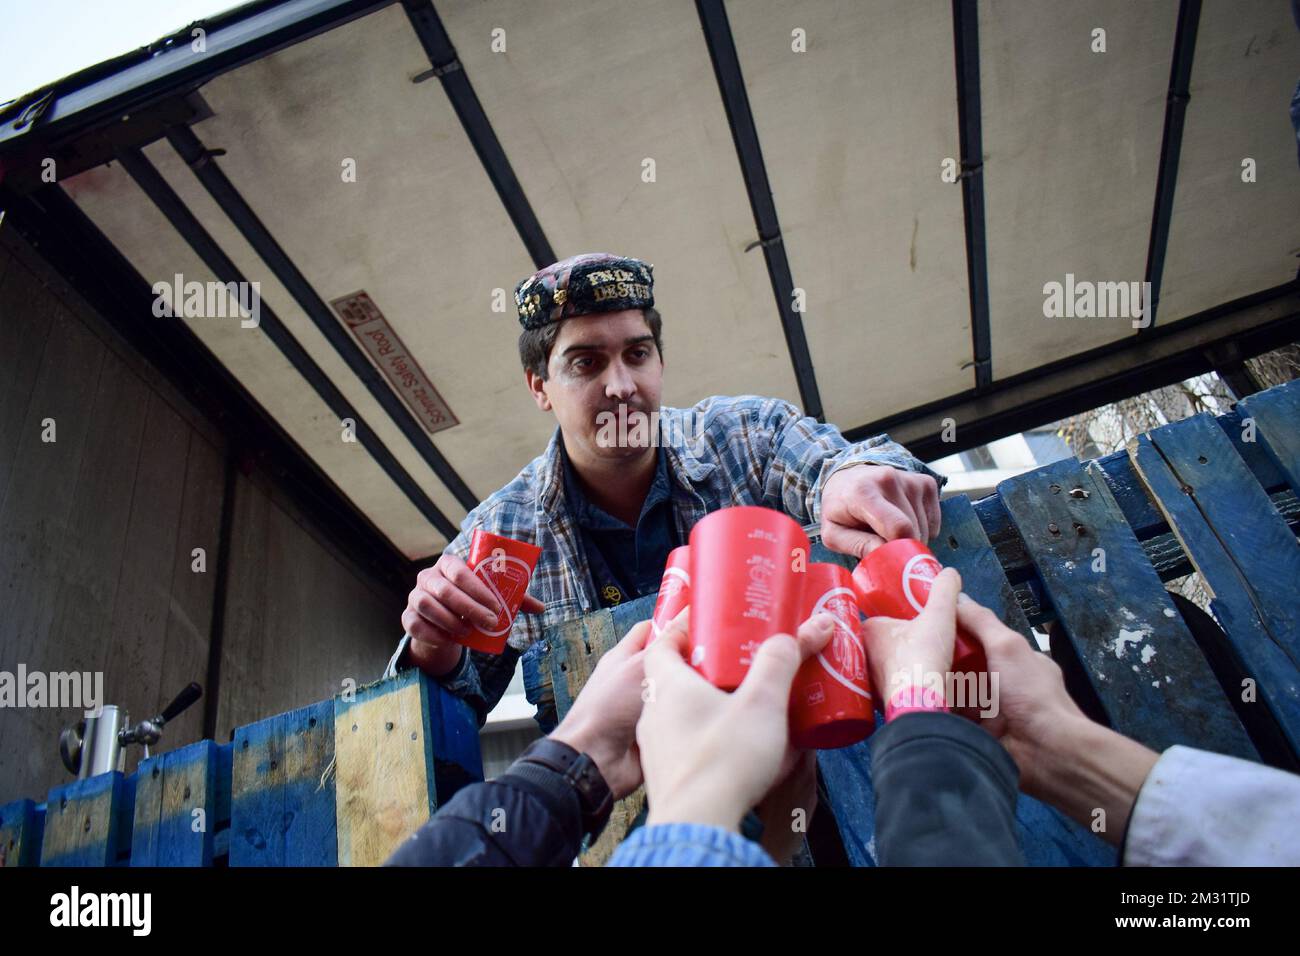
[527,309,663,461]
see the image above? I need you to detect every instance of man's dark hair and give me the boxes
[518,307,663,380]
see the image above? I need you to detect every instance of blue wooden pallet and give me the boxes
[0,798,44,868]
[811,511,1116,867]
[7,378,1298,867]
[4,676,482,867]
[131,740,230,867]
[534,379,1300,866]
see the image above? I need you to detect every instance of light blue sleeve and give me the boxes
[606,822,777,867]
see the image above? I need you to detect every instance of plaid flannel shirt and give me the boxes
[384,393,945,725]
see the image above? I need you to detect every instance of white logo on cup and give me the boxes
[650,566,690,639]
[901,554,943,614]
[813,587,870,699]
[473,555,531,636]
[690,645,706,667]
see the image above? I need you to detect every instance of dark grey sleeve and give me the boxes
[384,759,584,867]
[869,711,1024,866]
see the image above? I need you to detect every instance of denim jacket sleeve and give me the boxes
[752,397,946,528]
[606,823,776,867]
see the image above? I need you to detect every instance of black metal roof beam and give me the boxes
[844,280,1300,458]
[401,0,554,268]
[166,124,479,512]
[0,182,416,589]
[696,0,823,421]
[1141,0,1202,333]
[0,0,395,153]
[952,0,993,390]
[114,145,461,541]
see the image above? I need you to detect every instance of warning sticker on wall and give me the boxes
[330,291,459,435]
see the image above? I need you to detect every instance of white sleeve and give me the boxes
[1124,744,1300,866]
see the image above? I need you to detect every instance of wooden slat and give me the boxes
[1008,792,1118,866]
[814,744,878,867]
[581,787,646,868]
[214,466,409,744]
[547,612,616,724]
[1239,381,1300,497]
[931,495,1034,641]
[0,292,106,801]
[1130,413,1300,765]
[130,751,172,867]
[40,771,133,867]
[102,391,192,780]
[1217,407,1291,492]
[333,671,437,867]
[156,430,225,759]
[542,608,645,867]
[610,593,658,640]
[0,798,44,867]
[430,681,485,806]
[230,700,336,866]
[972,438,1298,597]
[214,473,271,741]
[0,257,53,506]
[999,458,1256,758]
[130,740,225,866]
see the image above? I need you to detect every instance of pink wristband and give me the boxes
[885,684,949,722]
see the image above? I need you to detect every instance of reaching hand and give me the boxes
[820,464,941,558]
[863,567,963,704]
[549,619,653,799]
[402,551,545,676]
[637,610,834,833]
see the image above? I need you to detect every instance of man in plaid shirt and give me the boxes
[388,253,944,734]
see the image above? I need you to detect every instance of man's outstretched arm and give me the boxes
[753,396,946,555]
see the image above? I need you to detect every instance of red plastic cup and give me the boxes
[460,529,542,655]
[648,546,691,647]
[851,539,988,681]
[790,563,876,749]
[687,505,810,690]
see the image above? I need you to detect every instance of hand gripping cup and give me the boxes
[790,563,876,749]
[688,506,810,690]
[461,529,542,655]
[648,546,691,647]
[851,539,988,682]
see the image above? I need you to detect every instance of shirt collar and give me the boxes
[559,436,671,531]
[535,406,716,521]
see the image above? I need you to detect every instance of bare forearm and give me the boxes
[1025,718,1159,846]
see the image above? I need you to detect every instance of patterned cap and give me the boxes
[514,253,654,330]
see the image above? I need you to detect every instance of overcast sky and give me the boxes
[0,0,244,105]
